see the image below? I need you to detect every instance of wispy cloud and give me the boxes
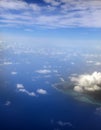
[3,61,13,65]
[95,107,101,115]
[0,0,101,28]
[57,120,72,127]
[19,88,36,96]
[4,101,11,106]
[36,69,51,74]
[51,119,73,129]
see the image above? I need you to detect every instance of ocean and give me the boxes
[0,43,101,130]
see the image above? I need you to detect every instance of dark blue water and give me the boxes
[0,43,101,130]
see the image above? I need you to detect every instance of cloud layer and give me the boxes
[0,0,101,28]
[70,72,101,93]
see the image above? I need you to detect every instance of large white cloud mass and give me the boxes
[70,72,101,93]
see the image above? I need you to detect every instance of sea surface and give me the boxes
[0,42,101,130]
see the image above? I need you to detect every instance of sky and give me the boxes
[0,0,101,45]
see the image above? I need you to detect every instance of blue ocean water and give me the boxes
[0,43,101,130]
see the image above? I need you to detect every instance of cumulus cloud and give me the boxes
[36,69,51,74]
[70,72,101,93]
[36,89,47,94]
[16,84,36,96]
[16,84,24,89]
[0,0,101,28]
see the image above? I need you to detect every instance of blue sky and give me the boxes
[0,0,101,45]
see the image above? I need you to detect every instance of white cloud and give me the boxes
[51,119,72,128]
[11,71,17,75]
[36,89,47,94]
[16,84,24,89]
[43,0,60,6]
[36,69,51,74]
[0,0,28,10]
[29,3,41,11]
[60,77,65,82]
[86,60,94,64]
[3,62,13,65]
[0,0,101,28]
[86,60,101,66]
[70,72,101,93]
[16,83,36,96]
[19,89,36,96]
[95,62,101,66]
